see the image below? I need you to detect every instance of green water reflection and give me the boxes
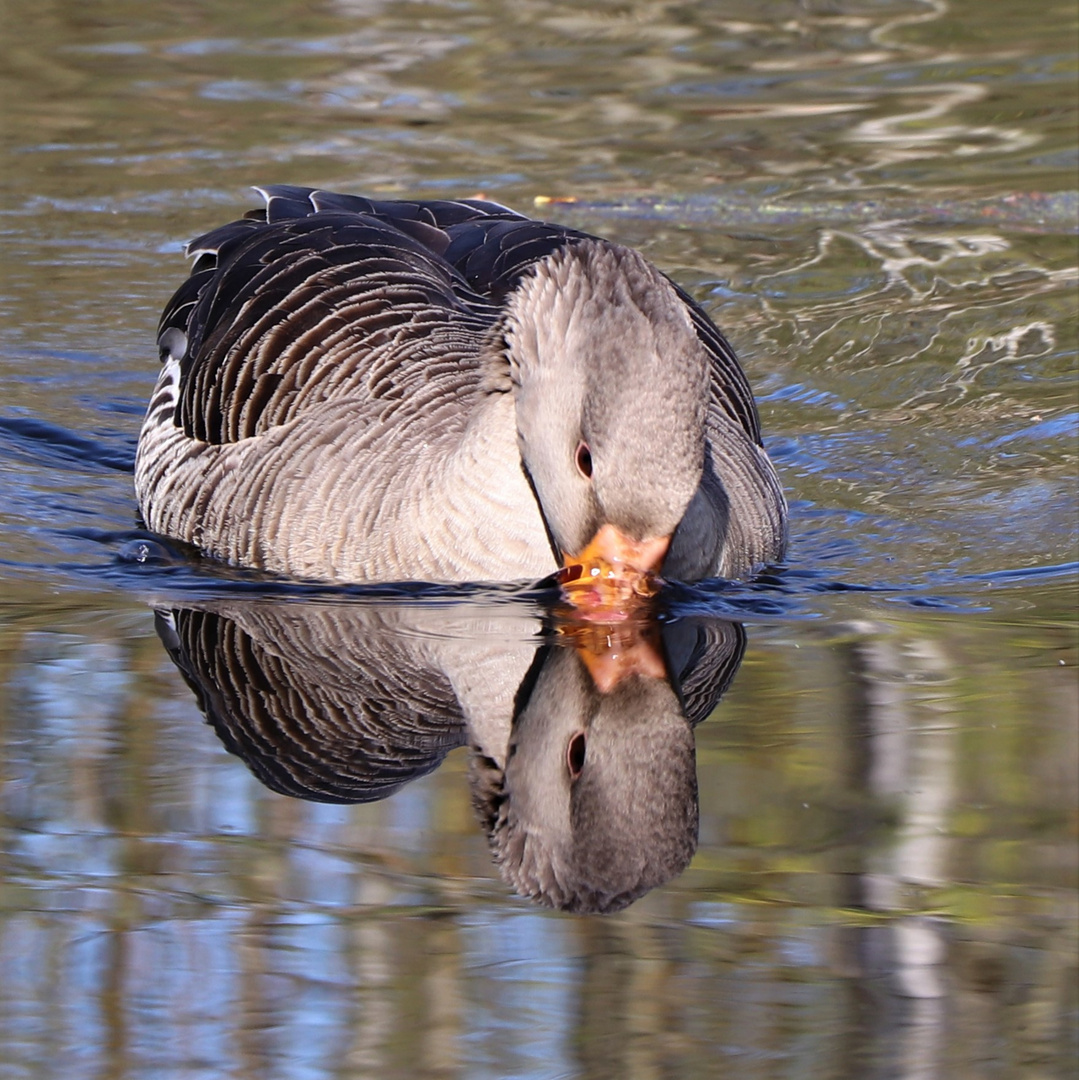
[0,0,1076,1075]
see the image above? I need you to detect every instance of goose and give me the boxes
[135,185,786,595]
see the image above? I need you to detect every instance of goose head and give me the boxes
[502,239,709,610]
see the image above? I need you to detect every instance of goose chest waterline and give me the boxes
[134,185,787,587]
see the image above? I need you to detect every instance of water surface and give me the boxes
[1,0,1076,1076]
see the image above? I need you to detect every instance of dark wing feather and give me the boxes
[256,183,525,230]
[448,218,593,299]
[159,209,494,444]
[670,282,763,445]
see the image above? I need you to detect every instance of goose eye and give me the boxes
[574,441,593,479]
[567,731,587,779]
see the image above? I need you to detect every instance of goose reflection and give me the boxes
[155,599,745,914]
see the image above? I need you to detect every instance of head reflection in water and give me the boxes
[471,643,698,914]
[155,601,745,915]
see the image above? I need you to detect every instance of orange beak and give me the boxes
[558,523,669,619]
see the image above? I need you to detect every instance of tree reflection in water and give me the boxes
[155,600,746,914]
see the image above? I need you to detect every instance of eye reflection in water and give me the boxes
[154,601,745,915]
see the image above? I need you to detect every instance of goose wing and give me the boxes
[157,186,529,445]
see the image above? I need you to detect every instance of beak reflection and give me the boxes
[557,616,668,694]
